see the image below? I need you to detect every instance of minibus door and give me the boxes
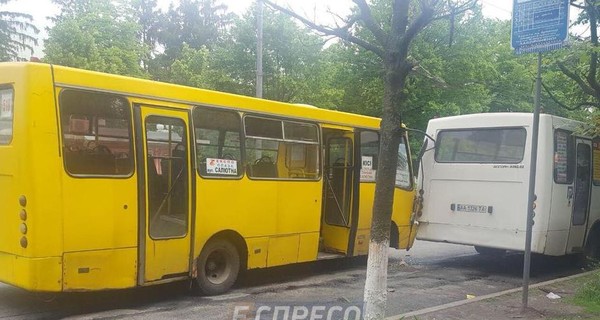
[136,105,193,283]
[320,128,358,255]
[567,139,592,253]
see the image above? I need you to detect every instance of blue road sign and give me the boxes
[511,0,569,54]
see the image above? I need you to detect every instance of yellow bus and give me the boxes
[0,62,416,295]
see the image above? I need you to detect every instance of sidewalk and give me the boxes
[388,271,597,320]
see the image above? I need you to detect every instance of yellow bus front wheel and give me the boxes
[194,239,240,295]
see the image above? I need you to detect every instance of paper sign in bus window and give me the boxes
[362,156,373,169]
[206,158,238,175]
[555,131,569,183]
[360,156,376,182]
[0,89,12,120]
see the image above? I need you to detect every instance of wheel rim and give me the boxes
[205,248,232,285]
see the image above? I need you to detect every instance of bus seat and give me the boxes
[250,156,278,178]
[63,147,116,175]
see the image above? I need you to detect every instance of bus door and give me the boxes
[320,127,358,256]
[135,105,193,283]
[567,138,592,252]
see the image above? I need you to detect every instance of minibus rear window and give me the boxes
[60,90,133,176]
[0,87,13,145]
[435,127,526,163]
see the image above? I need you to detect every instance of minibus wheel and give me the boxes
[474,246,505,256]
[195,239,240,295]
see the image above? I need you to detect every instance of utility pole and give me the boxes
[256,0,264,98]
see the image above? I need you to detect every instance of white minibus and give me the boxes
[416,113,600,257]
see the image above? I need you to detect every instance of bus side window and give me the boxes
[360,131,379,182]
[244,116,319,180]
[59,90,133,176]
[193,107,242,178]
[0,87,14,145]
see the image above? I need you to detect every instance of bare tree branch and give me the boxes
[264,0,385,58]
[431,0,477,21]
[558,62,599,97]
[570,0,586,10]
[540,79,600,110]
[399,0,438,61]
[352,0,388,47]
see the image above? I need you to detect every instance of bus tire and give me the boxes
[195,238,240,296]
[585,226,600,260]
[474,246,505,256]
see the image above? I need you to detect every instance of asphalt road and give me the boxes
[0,241,588,320]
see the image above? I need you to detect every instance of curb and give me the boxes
[386,270,597,319]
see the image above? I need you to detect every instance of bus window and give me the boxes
[60,90,133,176]
[554,130,574,184]
[396,138,412,189]
[325,137,353,226]
[193,107,242,178]
[145,116,188,238]
[0,87,13,144]
[360,131,379,182]
[435,128,526,163]
[244,116,319,179]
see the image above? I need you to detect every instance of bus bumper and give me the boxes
[0,252,62,292]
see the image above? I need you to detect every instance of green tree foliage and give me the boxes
[149,0,236,82]
[156,0,234,61]
[323,5,540,152]
[44,0,148,77]
[162,3,341,106]
[0,0,39,61]
[216,5,340,104]
[131,0,161,71]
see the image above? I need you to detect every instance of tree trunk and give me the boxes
[363,60,405,319]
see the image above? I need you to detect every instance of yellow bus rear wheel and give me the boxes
[194,239,240,295]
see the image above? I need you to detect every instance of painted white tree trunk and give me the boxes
[363,239,390,320]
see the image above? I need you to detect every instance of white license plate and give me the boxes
[456,204,488,213]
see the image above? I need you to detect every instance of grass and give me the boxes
[573,271,600,314]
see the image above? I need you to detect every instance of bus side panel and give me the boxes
[28,66,65,260]
[245,237,268,268]
[354,183,415,255]
[355,182,375,255]
[544,123,571,255]
[297,232,319,263]
[62,248,137,291]
[392,188,417,249]
[194,179,322,269]
[61,178,138,252]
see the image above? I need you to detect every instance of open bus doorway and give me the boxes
[319,127,358,258]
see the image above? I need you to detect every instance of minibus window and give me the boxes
[244,116,319,180]
[360,131,379,182]
[60,90,133,176]
[396,138,412,189]
[0,88,13,145]
[435,128,526,163]
[194,107,243,178]
[554,130,574,184]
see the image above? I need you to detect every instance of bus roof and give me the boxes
[2,62,382,130]
[426,112,587,136]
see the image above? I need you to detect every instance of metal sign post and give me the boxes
[511,0,569,310]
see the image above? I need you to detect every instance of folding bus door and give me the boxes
[567,138,592,252]
[320,127,358,256]
[135,105,193,283]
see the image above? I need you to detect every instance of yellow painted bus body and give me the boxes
[0,62,416,292]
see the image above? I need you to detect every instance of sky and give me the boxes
[3,0,513,58]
